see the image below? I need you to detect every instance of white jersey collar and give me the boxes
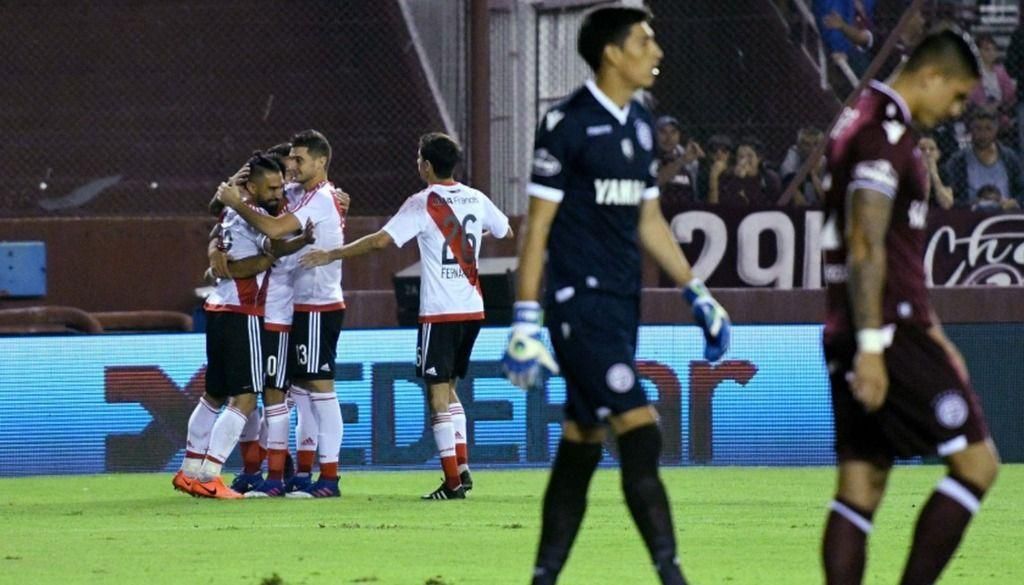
[585,79,631,126]
[868,80,912,124]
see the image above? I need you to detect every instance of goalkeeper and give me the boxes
[500,6,730,585]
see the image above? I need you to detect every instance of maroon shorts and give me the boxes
[824,324,990,467]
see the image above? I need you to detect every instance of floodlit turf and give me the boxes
[0,465,1020,584]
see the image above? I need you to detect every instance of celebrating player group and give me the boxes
[172,5,998,585]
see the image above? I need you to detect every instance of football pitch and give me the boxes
[1,465,1020,585]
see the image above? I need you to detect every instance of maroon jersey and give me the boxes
[823,80,933,338]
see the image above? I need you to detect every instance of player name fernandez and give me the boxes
[595,178,645,205]
[441,265,470,280]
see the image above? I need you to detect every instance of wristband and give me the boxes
[856,328,887,354]
[683,278,709,305]
[512,301,542,325]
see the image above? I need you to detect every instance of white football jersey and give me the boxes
[286,181,346,311]
[382,182,510,322]
[205,206,269,315]
[263,254,296,329]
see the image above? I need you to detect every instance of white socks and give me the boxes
[198,406,247,481]
[182,396,220,476]
[264,403,290,451]
[291,386,320,455]
[311,390,343,465]
[431,412,456,459]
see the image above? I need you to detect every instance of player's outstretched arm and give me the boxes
[638,199,730,361]
[846,187,894,411]
[216,183,301,239]
[299,229,394,268]
[502,197,560,390]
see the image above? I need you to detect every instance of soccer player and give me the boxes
[500,7,730,584]
[301,132,512,500]
[174,153,305,498]
[203,146,309,494]
[218,129,348,498]
[820,29,1000,585]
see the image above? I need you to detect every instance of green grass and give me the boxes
[0,466,1020,584]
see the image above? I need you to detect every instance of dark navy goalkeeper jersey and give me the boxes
[528,80,659,301]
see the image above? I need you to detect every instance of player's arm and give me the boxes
[515,197,558,302]
[207,225,230,279]
[209,164,251,217]
[638,199,730,361]
[263,218,315,258]
[846,187,893,411]
[299,229,394,268]
[638,198,693,285]
[216,183,301,239]
[204,237,272,280]
[502,196,561,390]
[223,254,275,279]
[223,221,315,278]
[219,220,314,278]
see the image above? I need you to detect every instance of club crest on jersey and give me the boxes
[934,391,969,429]
[621,138,634,161]
[882,120,906,144]
[606,363,635,393]
[532,148,562,177]
[595,178,644,205]
[634,119,653,152]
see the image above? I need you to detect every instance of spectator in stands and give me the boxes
[818,0,877,76]
[1004,21,1024,149]
[709,136,782,207]
[971,184,1020,213]
[968,34,1017,129]
[699,133,734,203]
[654,115,703,212]
[941,108,1024,208]
[779,126,826,206]
[918,135,955,209]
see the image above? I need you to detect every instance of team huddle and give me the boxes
[172,6,999,585]
[173,130,508,501]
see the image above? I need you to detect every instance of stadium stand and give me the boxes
[0,0,445,217]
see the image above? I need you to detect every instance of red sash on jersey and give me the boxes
[426,191,479,289]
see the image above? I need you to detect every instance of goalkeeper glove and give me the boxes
[683,278,731,362]
[501,301,560,391]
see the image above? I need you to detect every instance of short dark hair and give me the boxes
[738,136,766,158]
[577,6,652,73]
[903,28,981,80]
[247,151,284,182]
[291,129,332,162]
[970,107,998,125]
[265,142,292,159]
[264,142,292,170]
[419,132,461,178]
[707,133,735,152]
[975,33,997,50]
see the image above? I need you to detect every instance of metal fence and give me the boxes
[1,0,1010,218]
[0,1,449,218]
